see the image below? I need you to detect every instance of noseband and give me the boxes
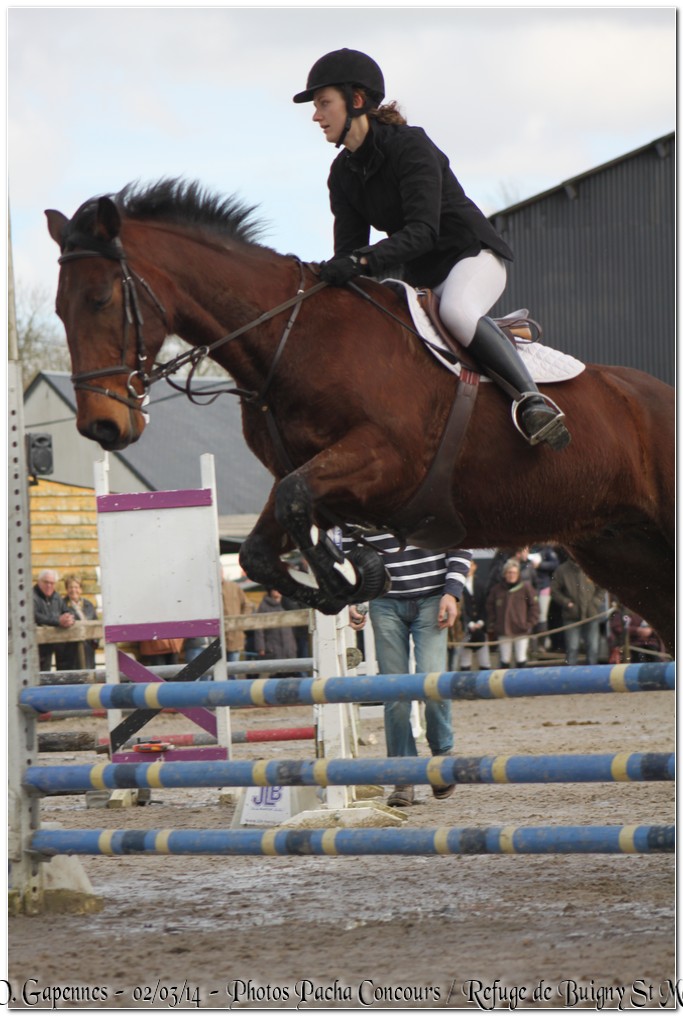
[58,238,168,412]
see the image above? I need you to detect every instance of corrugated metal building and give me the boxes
[490,133,674,386]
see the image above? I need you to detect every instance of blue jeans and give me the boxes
[369,595,453,758]
[564,619,600,666]
[185,644,214,680]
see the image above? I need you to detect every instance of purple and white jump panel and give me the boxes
[93,454,230,763]
[96,486,222,635]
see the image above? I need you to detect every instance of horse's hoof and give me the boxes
[312,593,352,616]
[347,546,391,600]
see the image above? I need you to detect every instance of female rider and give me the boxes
[293,48,570,451]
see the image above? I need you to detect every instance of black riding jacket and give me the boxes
[328,119,513,287]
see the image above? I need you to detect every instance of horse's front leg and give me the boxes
[238,487,303,596]
[272,426,404,612]
[238,485,371,613]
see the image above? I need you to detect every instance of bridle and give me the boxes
[59,238,168,412]
[58,238,328,419]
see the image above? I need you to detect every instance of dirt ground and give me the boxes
[8,688,676,1011]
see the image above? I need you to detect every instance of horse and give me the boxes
[45,179,675,652]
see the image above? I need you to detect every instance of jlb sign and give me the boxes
[237,784,321,827]
[240,786,293,826]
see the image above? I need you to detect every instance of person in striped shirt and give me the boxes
[346,533,472,808]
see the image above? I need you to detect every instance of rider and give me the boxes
[293,48,571,451]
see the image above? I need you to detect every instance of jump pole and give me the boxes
[30,824,674,857]
[23,751,675,796]
[229,607,362,826]
[19,663,675,715]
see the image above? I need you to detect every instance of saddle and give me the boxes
[417,289,542,366]
[387,293,543,550]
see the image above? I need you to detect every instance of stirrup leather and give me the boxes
[511,392,567,446]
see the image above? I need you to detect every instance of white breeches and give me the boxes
[433,249,507,346]
[499,637,530,665]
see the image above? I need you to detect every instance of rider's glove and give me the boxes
[318,254,364,286]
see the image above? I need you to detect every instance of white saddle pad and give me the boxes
[382,279,585,384]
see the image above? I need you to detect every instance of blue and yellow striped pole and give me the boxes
[23,751,674,796]
[30,824,674,857]
[19,663,675,715]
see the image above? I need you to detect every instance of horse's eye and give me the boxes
[88,290,113,311]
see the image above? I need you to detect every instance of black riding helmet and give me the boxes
[293,48,385,147]
[292,48,385,105]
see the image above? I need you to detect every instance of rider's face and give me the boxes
[312,87,349,145]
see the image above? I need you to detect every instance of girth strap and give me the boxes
[388,369,480,550]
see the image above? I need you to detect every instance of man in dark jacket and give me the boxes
[33,569,75,671]
[551,558,606,666]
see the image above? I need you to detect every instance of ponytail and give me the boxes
[352,87,407,125]
[369,100,407,126]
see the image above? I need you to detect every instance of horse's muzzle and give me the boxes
[82,418,133,451]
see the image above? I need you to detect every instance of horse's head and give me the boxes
[45,196,166,451]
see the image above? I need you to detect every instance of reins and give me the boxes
[148,267,329,404]
[60,239,329,411]
[58,237,454,550]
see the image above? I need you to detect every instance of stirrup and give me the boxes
[511,392,568,447]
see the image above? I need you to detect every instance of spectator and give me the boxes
[182,635,213,679]
[33,568,75,671]
[485,547,518,596]
[222,577,252,666]
[528,544,560,650]
[457,558,491,671]
[59,574,99,671]
[551,557,606,666]
[486,558,539,667]
[347,533,471,808]
[253,588,298,678]
[512,546,540,588]
[281,591,311,677]
[609,607,666,664]
[138,637,184,668]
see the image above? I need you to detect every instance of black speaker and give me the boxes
[26,433,54,477]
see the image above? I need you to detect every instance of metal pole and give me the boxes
[7,220,44,912]
[8,219,97,913]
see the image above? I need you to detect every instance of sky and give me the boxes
[6,5,677,318]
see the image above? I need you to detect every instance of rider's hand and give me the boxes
[319,255,365,286]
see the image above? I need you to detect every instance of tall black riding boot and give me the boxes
[468,317,571,451]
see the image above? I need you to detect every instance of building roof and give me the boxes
[491,132,674,220]
[25,372,274,537]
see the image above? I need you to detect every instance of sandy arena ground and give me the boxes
[8,687,675,1010]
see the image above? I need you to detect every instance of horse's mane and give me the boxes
[71,178,267,246]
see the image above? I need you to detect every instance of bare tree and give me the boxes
[14,283,229,387]
[14,283,71,386]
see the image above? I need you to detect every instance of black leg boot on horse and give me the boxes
[468,317,571,451]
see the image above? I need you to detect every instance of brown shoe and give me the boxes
[432,752,456,800]
[387,785,415,807]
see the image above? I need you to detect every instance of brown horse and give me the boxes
[45,180,675,651]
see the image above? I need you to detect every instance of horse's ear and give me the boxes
[45,209,69,246]
[94,196,121,241]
